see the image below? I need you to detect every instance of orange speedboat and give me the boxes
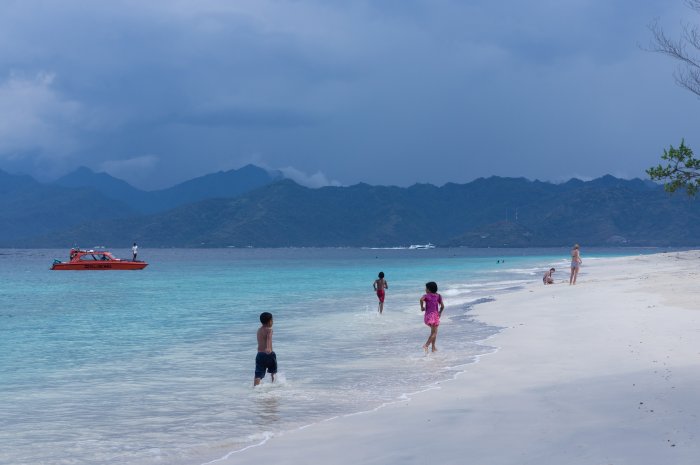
[51,248,148,270]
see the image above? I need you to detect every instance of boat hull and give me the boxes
[51,261,148,270]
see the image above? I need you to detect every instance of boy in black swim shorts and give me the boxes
[254,312,277,386]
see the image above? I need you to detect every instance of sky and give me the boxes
[0,0,697,189]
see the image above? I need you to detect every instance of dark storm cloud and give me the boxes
[167,108,317,128]
[0,0,696,188]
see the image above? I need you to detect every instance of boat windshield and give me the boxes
[79,253,111,261]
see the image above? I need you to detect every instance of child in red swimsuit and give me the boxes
[420,281,444,353]
[373,271,388,314]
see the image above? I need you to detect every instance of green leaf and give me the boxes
[647,139,699,196]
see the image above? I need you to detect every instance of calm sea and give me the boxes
[0,247,664,465]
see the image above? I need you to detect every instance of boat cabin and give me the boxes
[69,249,118,262]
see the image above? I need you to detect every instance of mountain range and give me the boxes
[0,164,281,245]
[53,164,282,214]
[2,166,698,248]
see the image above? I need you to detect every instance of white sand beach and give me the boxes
[214,250,700,465]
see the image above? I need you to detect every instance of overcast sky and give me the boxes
[0,0,697,189]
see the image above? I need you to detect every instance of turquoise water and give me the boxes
[0,247,664,465]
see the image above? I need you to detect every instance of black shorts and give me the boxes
[255,351,277,379]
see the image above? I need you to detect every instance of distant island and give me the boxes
[1,166,698,248]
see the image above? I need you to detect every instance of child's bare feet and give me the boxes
[422,344,429,354]
[431,347,438,352]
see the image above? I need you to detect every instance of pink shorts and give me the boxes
[424,312,440,327]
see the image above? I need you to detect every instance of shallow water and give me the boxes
[0,247,666,464]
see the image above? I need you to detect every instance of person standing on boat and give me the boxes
[132,242,138,261]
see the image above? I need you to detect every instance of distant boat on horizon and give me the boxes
[363,246,408,250]
[409,243,436,250]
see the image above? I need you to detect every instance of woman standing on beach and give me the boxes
[570,244,582,285]
[420,281,444,353]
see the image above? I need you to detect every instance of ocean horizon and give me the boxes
[0,246,675,465]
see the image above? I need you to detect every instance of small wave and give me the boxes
[201,432,274,464]
[445,279,530,290]
[466,297,496,307]
[254,372,288,390]
[441,288,472,297]
[492,267,544,274]
[474,279,531,288]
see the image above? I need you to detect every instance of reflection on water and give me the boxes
[254,392,281,426]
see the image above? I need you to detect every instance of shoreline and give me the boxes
[211,250,700,465]
[201,295,507,465]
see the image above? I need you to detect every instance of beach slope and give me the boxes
[216,251,700,465]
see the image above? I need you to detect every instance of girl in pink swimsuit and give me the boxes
[420,281,445,353]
